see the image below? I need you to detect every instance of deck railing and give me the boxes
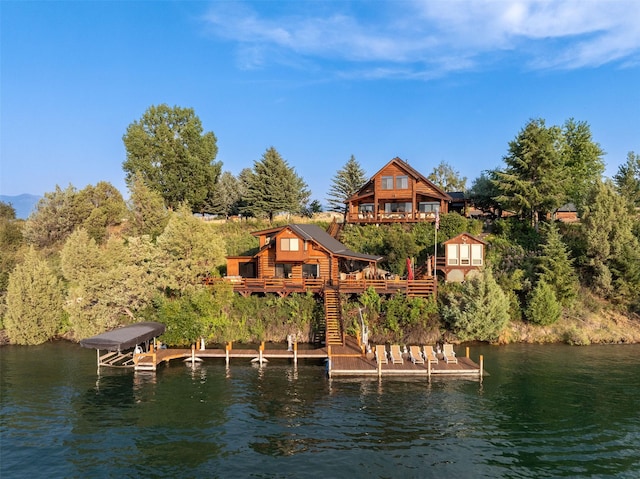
[205,276,436,297]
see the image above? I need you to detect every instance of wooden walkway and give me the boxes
[133,341,484,379]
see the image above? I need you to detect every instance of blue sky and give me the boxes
[2,1,639,205]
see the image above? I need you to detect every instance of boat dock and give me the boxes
[80,323,485,379]
[133,340,485,379]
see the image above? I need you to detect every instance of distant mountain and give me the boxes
[0,194,41,219]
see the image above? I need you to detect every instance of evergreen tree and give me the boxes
[581,180,640,301]
[0,202,23,293]
[613,151,640,211]
[61,229,160,339]
[155,204,227,292]
[427,160,467,192]
[23,184,87,248]
[469,170,503,217]
[326,155,367,220]
[5,247,64,344]
[439,268,510,342]
[126,173,169,239]
[77,181,127,243]
[122,104,221,212]
[536,221,578,306]
[493,119,567,230]
[206,171,241,218]
[561,119,605,210]
[241,147,310,223]
[525,280,561,325]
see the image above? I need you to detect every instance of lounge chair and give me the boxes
[443,344,458,364]
[389,344,404,364]
[409,345,424,364]
[423,345,439,364]
[375,345,388,364]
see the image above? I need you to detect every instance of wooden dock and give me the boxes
[133,341,484,379]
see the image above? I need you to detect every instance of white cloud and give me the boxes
[202,0,640,77]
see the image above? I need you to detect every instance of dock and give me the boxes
[133,340,485,379]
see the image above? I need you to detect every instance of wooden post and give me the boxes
[479,354,484,380]
[191,344,195,365]
[378,355,382,377]
[466,346,470,358]
[225,343,230,366]
[427,356,431,382]
[96,349,100,368]
[259,341,265,365]
[293,341,298,365]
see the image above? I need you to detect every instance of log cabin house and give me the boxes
[344,157,453,225]
[214,223,437,346]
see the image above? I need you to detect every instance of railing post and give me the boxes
[466,346,470,358]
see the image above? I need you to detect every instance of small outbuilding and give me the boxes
[441,233,487,282]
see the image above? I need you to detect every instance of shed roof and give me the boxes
[79,322,165,351]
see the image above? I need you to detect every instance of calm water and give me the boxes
[1,342,640,478]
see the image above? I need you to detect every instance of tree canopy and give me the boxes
[241,147,310,223]
[122,104,221,212]
[428,161,467,192]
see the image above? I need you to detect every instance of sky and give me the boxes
[2,0,639,205]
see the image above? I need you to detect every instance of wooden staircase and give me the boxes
[323,287,343,346]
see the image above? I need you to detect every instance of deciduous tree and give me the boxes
[428,160,467,192]
[122,104,221,212]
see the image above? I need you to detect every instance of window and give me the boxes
[280,238,299,251]
[419,202,440,213]
[381,176,393,189]
[396,175,408,189]
[275,263,293,278]
[359,203,374,213]
[384,202,412,213]
[471,244,483,266]
[447,244,458,265]
[460,244,470,266]
[302,264,319,278]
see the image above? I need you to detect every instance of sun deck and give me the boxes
[132,340,485,379]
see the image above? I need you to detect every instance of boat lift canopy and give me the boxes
[80,322,166,352]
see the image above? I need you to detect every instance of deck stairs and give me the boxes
[324,287,343,346]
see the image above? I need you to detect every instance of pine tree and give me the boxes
[127,173,169,239]
[241,147,310,223]
[525,280,561,325]
[5,247,64,344]
[537,221,578,306]
[326,155,367,220]
[493,119,567,230]
[439,269,510,342]
[613,151,640,211]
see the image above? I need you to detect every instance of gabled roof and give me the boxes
[443,232,488,245]
[346,157,452,202]
[252,224,383,262]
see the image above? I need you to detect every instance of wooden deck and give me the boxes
[133,341,484,379]
[204,277,436,298]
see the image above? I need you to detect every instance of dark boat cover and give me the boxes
[79,322,166,351]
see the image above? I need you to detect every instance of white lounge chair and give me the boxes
[409,345,424,364]
[423,345,439,364]
[375,345,388,364]
[389,344,404,364]
[443,344,458,364]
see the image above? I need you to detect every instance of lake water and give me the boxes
[1,342,639,478]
